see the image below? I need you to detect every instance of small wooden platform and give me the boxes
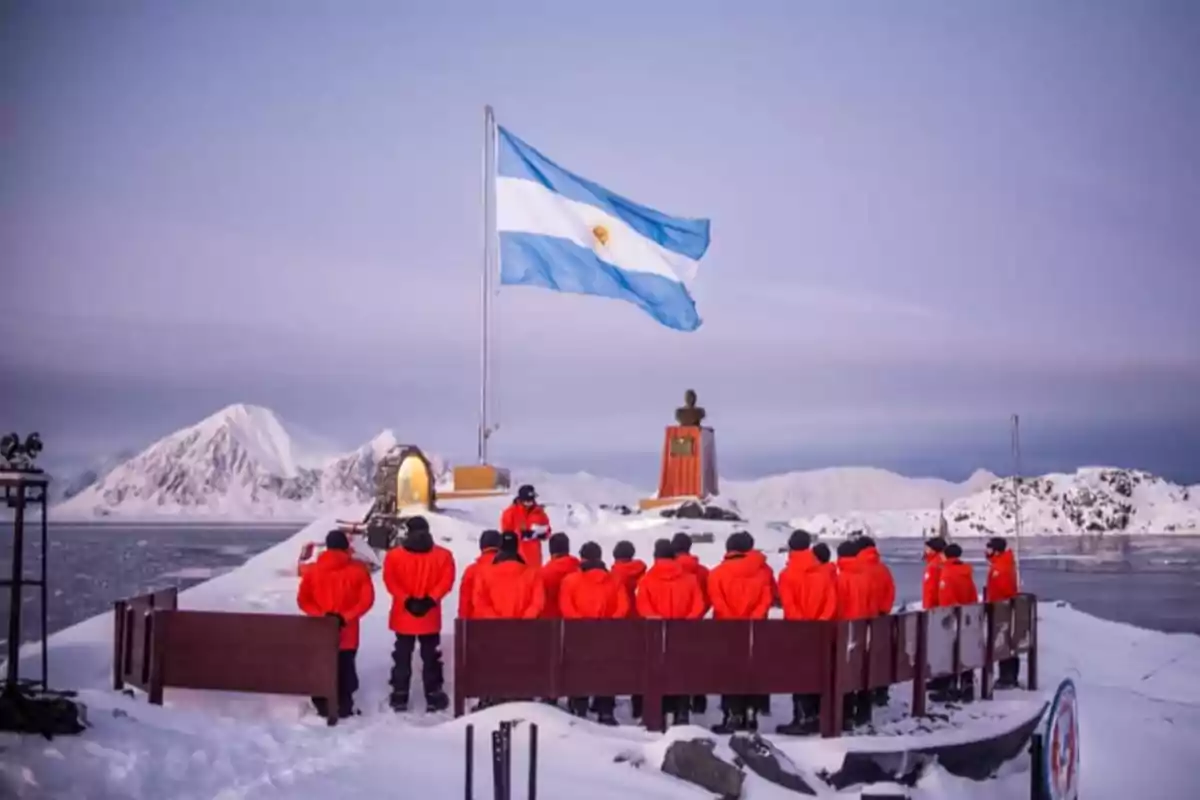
[638,495,701,511]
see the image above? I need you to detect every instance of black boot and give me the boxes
[775,696,811,736]
[568,698,589,718]
[312,697,329,718]
[389,692,409,712]
[673,707,691,726]
[712,710,744,734]
[691,695,708,714]
[426,691,449,713]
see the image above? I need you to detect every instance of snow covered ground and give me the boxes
[3,485,1199,799]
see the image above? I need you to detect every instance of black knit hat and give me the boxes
[925,537,947,553]
[944,543,964,559]
[405,515,430,534]
[726,532,752,553]
[671,532,693,553]
[788,529,812,551]
[499,532,520,554]
[613,540,635,560]
[548,532,570,555]
[836,539,857,559]
[325,529,350,551]
[479,529,501,551]
[579,541,602,561]
[859,536,876,548]
[986,537,1007,553]
[653,538,676,559]
[812,542,831,564]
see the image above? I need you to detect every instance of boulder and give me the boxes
[728,733,817,795]
[661,738,745,799]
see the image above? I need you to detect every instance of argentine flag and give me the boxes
[496,127,711,332]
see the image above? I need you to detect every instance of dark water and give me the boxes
[871,535,1200,635]
[0,523,299,649]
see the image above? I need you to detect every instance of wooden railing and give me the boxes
[454,594,1038,737]
[112,588,343,723]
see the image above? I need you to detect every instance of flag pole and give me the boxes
[479,105,497,465]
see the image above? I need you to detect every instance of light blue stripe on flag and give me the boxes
[495,126,711,332]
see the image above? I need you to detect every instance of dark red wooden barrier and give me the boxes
[455,594,1039,738]
[112,590,343,722]
[113,586,179,693]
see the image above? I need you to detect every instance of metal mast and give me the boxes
[479,105,498,465]
[1011,413,1023,582]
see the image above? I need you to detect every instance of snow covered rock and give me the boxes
[660,738,745,798]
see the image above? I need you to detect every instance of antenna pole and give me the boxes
[1011,413,1023,584]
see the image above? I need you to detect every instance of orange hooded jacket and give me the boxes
[472,555,546,619]
[937,557,979,606]
[857,544,897,615]
[539,554,581,618]
[636,559,705,619]
[611,559,647,617]
[559,565,630,619]
[458,548,498,619]
[778,549,838,621]
[707,550,773,620]
[500,502,552,569]
[297,548,376,650]
[674,552,711,614]
[835,552,875,620]
[985,549,1019,602]
[383,533,456,636]
[922,551,944,610]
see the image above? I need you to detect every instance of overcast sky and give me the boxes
[2,1,1199,483]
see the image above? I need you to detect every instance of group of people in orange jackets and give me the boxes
[297,483,1021,731]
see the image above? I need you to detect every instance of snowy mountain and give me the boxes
[54,404,430,521]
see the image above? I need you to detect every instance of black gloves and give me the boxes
[520,530,536,541]
[404,596,437,617]
[324,612,346,629]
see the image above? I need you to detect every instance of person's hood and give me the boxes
[676,552,703,573]
[315,548,354,572]
[578,567,615,586]
[402,529,434,554]
[647,559,687,581]
[580,559,608,573]
[490,557,529,573]
[493,550,526,566]
[613,559,647,578]
[786,549,818,573]
[719,549,768,578]
[837,553,861,571]
[858,546,881,566]
[475,550,498,567]
[924,550,943,565]
[987,549,1015,570]
[547,554,581,572]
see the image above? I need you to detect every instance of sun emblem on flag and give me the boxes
[591,224,610,248]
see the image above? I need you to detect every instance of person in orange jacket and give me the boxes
[671,531,711,715]
[458,529,501,620]
[776,533,836,735]
[636,539,705,726]
[297,529,375,719]
[610,540,647,617]
[540,532,581,618]
[739,531,778,719]
[985,537,1021,688]
[935,542,980,702]
[671,532,710,614]
[500,484,552,569]
[922,537,947,610]
[707,531,774,733]
[559,541,628,725]
[835,538,876,729]
[472,532,546,619]
[383,516,456,713]
[857,536,897,708]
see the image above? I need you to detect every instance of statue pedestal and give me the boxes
[639,425,719,510]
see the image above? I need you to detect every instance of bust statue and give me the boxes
[674,389,706,427]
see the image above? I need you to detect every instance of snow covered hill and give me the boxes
[54,405,439,521]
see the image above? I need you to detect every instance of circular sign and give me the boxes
[1040,678,1080,800]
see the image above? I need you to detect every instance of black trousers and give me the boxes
[390,633,444,700]
[998,656,1020,685]
[793,693,820,719]
[312,649,359,717]
[569,696,615,716]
